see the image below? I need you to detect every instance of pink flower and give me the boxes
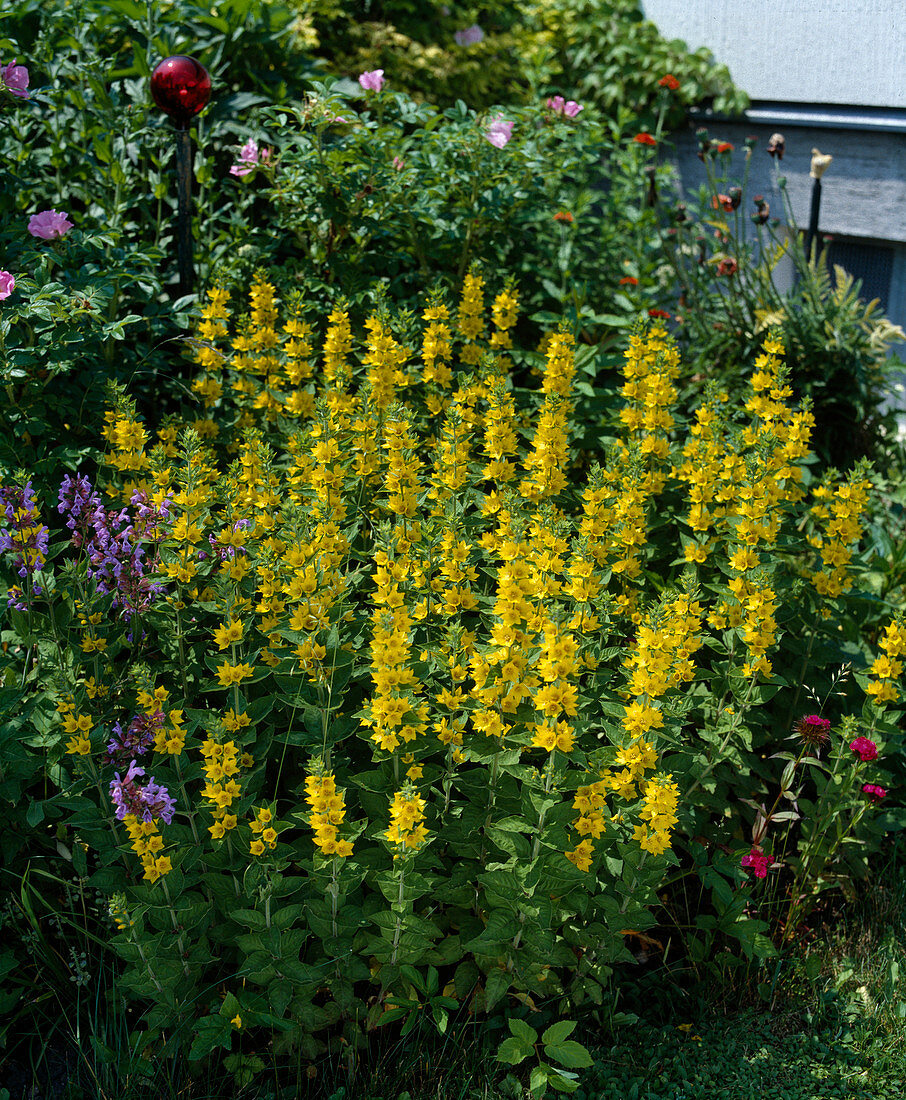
[358,70,384,93]
[484,115,513,149]
[27,210,74,240]
[2,59,29,99]
[850,736,878,762]
[546,95,583,118]
[229,139,271,178]
[454,24,484,46]
[863,783,887,802]
[741,846,772,879]
[0,271,15,300]
[392,155,406,171]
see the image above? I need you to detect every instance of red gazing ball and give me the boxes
[150,55,211,127]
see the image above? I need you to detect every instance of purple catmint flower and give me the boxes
[109,759,176,824]
[107,712,164,763]
[59,476,170,618]
[0,481,49,607]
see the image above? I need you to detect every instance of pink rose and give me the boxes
[454,24,484,46]
[28,210,74,240]
[2,59,29,99]
[229,139,271,178]
[358,70,384,93]
[546,95,583,118]
[484,115,513,149]
[0,271,15,300]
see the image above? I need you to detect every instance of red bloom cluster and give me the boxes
[850,736,878,762]
[863,783,887,802]
[659,74,680,91]
[741,847,772,879]
[633,132,656,146]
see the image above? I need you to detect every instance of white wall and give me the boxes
[641,1,906,109]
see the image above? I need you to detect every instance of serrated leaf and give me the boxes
[496,1036,531,1066]
[545,1040,593,1069]
[508,1016,538,1045]
[541,1019,577,1046]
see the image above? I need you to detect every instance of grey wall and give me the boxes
[641,0,906,109]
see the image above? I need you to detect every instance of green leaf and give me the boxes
[541,1019,577,1046]
[544,1040,593,1070]
[496,1036,530,1066]
[508,1016,538,1045]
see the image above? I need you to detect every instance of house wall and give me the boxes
[640,0,906,109]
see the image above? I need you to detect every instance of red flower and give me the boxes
[553,210,573,223]
[863,783,887,802]
[619,276,639,286]
[659,74,680,91]
[648,308,670,319]
[850,737,878,762]
[715,141,734,153]
[711,194,734,213]
[741,846,772,879]
[716,257,738,277]
[633,132,656,146]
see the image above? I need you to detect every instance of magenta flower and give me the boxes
[741,846,772,879]
[794,713,831,748]
[454,24,484,46]
[1,59,29,99]
[863,783,887,802]
[358,69,384,93]
[484,115,514,149]
[229,138,271,178]
[0,271,14,300]
[28,209,73,240]
[546,95,583,118]
[849,736,878,762]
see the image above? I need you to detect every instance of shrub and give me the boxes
[1,274,899,1079]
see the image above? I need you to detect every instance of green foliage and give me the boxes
[655,132,906,471]
[298,0,747,121]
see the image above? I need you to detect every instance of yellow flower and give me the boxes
[214,621,244,650]
[231,1014,242,1029]
[215,662,255,687]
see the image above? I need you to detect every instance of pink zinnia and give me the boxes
[229,139,271,178]
[850,736,878,762]
[454,24,484,46]
[484,115,513,149]
[863,783,887,802]
[741,847,772,879]
[0,271,15,300]
[358,69,384,93]
[28,209,74,240]
[2,59,29,99]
